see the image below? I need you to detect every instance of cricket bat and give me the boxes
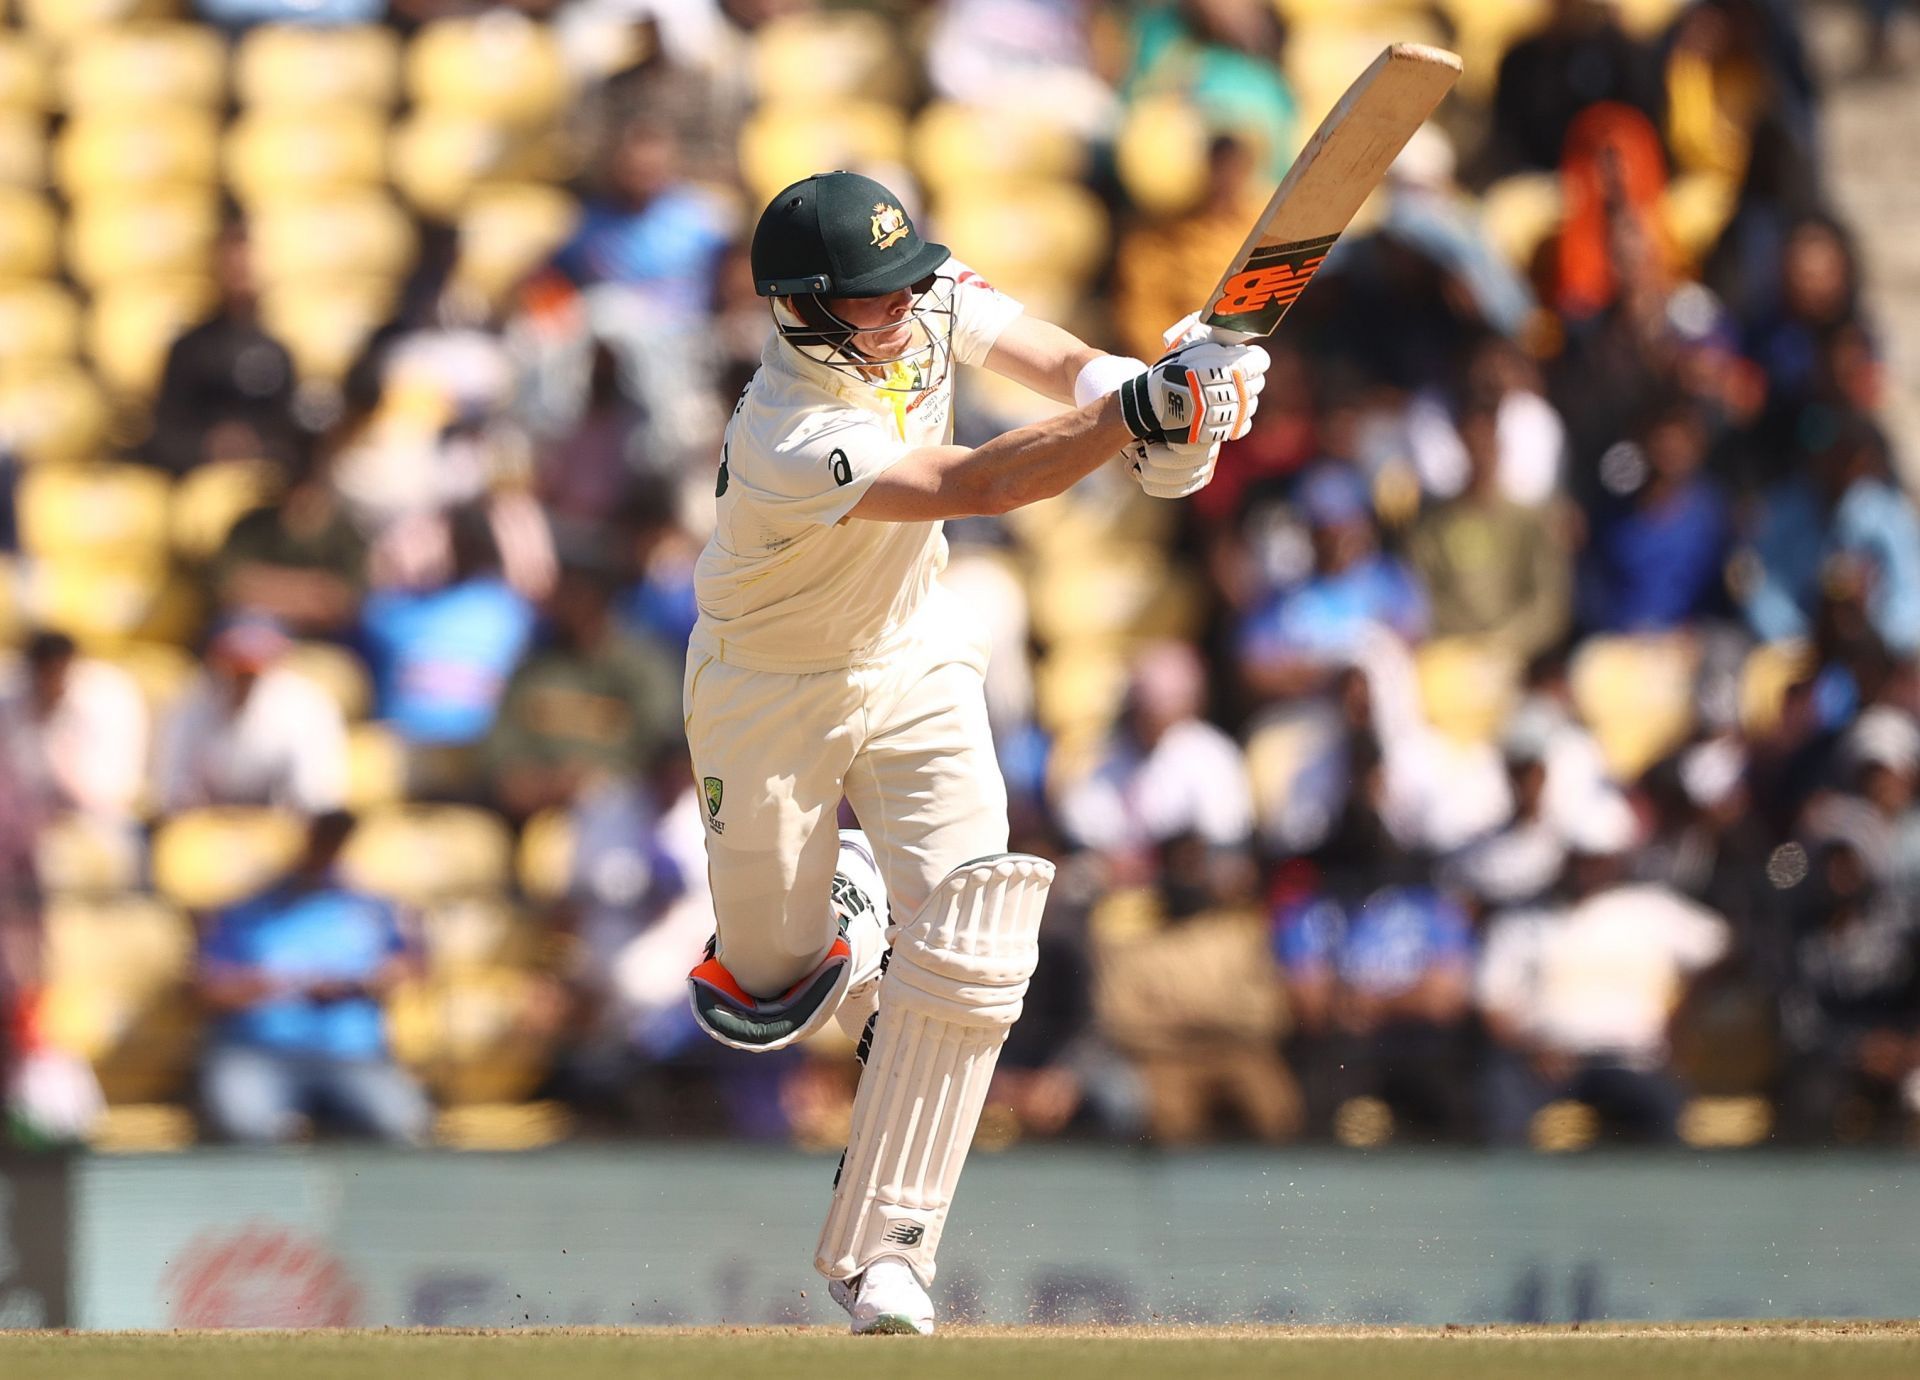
[1196,44,1463,344]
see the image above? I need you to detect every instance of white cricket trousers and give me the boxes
[683,588,1009,999]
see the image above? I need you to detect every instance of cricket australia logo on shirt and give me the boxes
[869,202,908,250]
[703,776,725,833]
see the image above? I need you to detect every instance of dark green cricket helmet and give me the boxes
[751,171,949,299]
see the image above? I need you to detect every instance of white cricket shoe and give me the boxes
[831,829,888,934]
[828,1256,934,1336]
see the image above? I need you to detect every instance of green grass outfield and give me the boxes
[3,1322,1917,1380]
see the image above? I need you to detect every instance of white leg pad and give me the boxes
[815,853,1054,1288]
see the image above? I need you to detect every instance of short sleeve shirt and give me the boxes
[690,262,1023,672]
[202,884,407,1059]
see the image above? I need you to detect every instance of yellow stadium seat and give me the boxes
[388,968,559,1104]
[516,805,573,904]
[1244,712,1331,840]
[27,559,170,647]
[66,192,219,290]
[151,806,304,913]
[421,895,544,974]
[0,362,109,463]
[171,456,281,563]
[0,32,53,113]
[0,282,81,366]
[18,462,171,561]
[281,640,371,721]
[1739,640,1814,736]
[55,110,221,199]
[19,0,181,46]
[1679,1095,1772,1149]
[1286,20,1448,136]
[1003,480,1178,556]
[1334,1095,1395,1149]
[234,24,402,111]
[737,100,909,206]
[1028,543,1188,646]
[342,803,513,904]
[913,102,1088,200]
[407,13,568,127]
[1480,173,1565,273]
[345,721,406,810]
[389,112,567,220]
[455,183,579,308]
[86,277,215,397]
[1570,633,1700,780]
[1033,644,1128,742]
[0,190,60,278]
[102,638,198,725]
[932,181,1109,305]
[258,278,395,382]
[1614,0,1688,38]
[0,112,48,187]
[749,11,910,107]
[36,812,143,894]
[433,1100,572,1151]
[1416,638,1523,745]
[249,193,415,288]
[225,108,389,205]
[58,23,227,113]
[90,1102,197,1152]
[1664,170,1739,269]
[1275,0,1436,23]
[1114,94,1210,218]
[1531,1098,1600,1152]
[37,892,199,1104]
[1439,0,1548,104]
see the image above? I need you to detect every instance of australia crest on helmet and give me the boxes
[869,202,909,250]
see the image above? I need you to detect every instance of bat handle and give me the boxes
[1163,311,1257,350]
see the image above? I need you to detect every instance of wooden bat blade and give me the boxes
[1200,43,1462,340]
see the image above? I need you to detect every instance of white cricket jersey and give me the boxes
[690,263,1024,673]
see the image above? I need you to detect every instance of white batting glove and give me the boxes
[1124,437,1221,499]
[1118,339,1269,449]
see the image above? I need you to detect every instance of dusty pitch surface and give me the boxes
[3,1321,1916,1379]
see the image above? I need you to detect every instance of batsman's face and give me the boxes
[827,288,917,357]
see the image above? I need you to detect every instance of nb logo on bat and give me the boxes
[1208,255,1329,317]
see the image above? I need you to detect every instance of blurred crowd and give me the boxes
[1,0,1918,1155]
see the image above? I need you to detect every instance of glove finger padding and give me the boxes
[1125,437,1223,500]
[1119,341,1270,448]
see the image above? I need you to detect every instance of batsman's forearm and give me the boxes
[969,394,1132,514]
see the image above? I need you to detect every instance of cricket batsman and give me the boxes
[683,171,1268,1333]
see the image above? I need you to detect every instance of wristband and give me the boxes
[1118,371,1165,443]
[1073,354,1149,409]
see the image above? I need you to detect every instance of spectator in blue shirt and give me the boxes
[1236,464,1427,704]
[360,509,536,772]
[545,115,734,477]
[1579,395,1731,633]
[551,117,733,319]
[196,0,383,29]
[1274,784,1477,1141]
[197,811,430,1146]
[1741,415,1920,657]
